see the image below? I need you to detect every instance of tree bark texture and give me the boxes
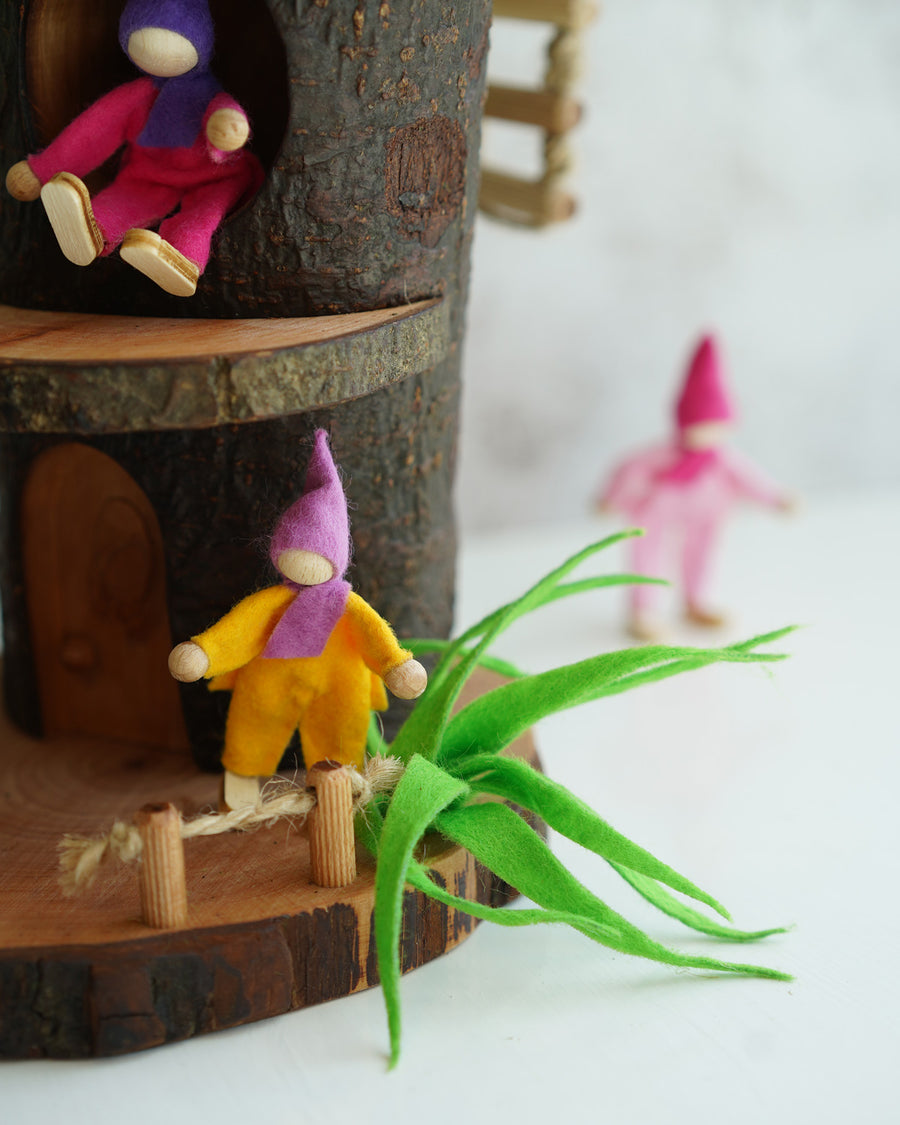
[1,366,459,765]
[0,0,490,324]
[0,1,492,761]
[0,857,516,1060]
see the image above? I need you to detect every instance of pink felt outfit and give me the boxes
[27,77,262,270]
[601,335,786,614]
[601,443,784,613]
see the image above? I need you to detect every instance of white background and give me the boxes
[460,0,900,531]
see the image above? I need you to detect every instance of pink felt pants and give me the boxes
[629,517,721,613]
[92,167,252,270]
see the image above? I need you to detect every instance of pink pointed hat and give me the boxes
[675,335,735,430]
[269,429,350,578]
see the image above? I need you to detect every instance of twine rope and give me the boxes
[58,755,405,897]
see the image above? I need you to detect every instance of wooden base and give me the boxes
[0,670,539,1059]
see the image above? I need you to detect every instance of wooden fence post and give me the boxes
[135,802,188,928]
[308,762,356,888]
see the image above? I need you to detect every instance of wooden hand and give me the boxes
[205,108,250,152]
[6,161,41,201]
[384,659,428,700]
[168,641,210,682]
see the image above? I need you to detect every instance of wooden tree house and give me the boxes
[0,0,588,1058]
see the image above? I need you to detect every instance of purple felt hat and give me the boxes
[269,430,350,578]
[119,0,216,69]
[262,432,353,659]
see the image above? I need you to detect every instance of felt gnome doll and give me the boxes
[169,430,428,810]
[598,335,791,641]
[5,0,263,297]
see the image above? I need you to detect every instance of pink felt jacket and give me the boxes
[601,443,786,611]
[601,442,783,527]
[28,77,263,269]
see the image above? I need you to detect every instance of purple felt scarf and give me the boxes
[263,580,352,660]
[119,0,220,149]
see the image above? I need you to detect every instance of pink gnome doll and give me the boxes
[597,335,793,641]
[168,430,428,811]
[4,0,263,297]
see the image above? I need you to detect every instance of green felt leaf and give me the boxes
[390,534,642,764]
[403,640,525,680]
[366,712,390,758]
[729,625,798,652]
[403,571,668,686]
[404,858,621,939]
[354,803,383,858]
[609,863,790,942]
[434,802,790,980]
[455,754,729,918]
[439,638,788,766]
[373,755,469,1067]
[405,859,785,952]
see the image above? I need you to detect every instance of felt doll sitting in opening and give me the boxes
[168,430,428,811]
[4,0,262,297]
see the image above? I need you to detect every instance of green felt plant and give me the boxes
[359,532,793,1067]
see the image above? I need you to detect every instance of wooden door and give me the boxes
[22,443,189,750]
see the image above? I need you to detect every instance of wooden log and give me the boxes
[308,762,357,888]
[0,369,460,765]
[485,84,583,133]
[0,1,490,753]
[134,803,188,929]
[0,1,491,321]
[0,669,544,1059]
[0,299,447,432]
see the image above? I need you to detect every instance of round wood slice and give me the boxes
[0,298,447,432]
[0,668,541,1059]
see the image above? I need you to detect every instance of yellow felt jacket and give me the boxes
[192,586,412,774]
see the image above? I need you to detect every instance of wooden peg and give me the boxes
[135,803,188,928]
[308,761,356,888]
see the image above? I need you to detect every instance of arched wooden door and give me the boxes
[22,443,189,750]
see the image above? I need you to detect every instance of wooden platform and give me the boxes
[0,298,448,432]
[0,671,537,1059]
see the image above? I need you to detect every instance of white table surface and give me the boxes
[4,492,898,1125]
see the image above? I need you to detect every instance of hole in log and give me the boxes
[25,0,289,175]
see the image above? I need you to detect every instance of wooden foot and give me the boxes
[222,770,260,811]
[40,173,103,266]
[685,604,728,629]
[120,229,200,297]
[628,613,666,643]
